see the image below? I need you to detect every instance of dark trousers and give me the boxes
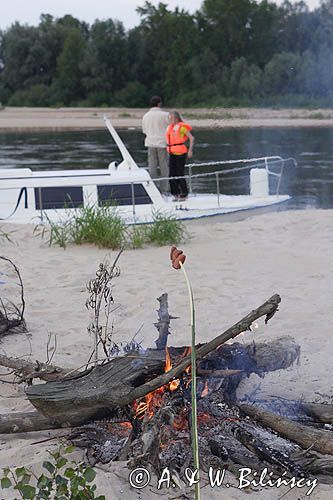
[169,154,188,197]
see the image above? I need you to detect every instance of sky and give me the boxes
[0,0,322,31]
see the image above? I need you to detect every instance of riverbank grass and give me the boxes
[34,205,186,249]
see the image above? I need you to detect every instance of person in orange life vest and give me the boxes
[166,111,194,201]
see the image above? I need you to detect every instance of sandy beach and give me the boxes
[0,106,333,131]
[0,209,332,499]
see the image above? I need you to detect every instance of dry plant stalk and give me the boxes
[85,250,122,365]
[0,256,26,337]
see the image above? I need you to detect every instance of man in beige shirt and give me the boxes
[142,96,169,193]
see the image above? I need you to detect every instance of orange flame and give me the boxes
[165,347,172,372]
[182,346,192,374]
[134,346,194,420]
[165,347,180,392]
[201,380,209,398]
[170,379,180,391]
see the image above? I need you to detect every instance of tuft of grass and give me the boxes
[118,112,133,118]
[35,206,186,250]
[35,204,127,249]
[145,211,186,246]
[308,112,327,119]
[70,204,126,249]
[129,224,148,249]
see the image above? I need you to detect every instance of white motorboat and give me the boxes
[0,116,293,225]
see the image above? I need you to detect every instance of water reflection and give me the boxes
[0,127,332,209]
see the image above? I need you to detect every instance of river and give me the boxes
[0,127,332,209]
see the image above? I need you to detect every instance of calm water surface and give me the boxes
[0,127,333,209]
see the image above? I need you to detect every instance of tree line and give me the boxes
[0,0,332,108]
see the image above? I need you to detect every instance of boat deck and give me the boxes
[117,193,291,224]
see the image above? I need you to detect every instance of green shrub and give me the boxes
[118,112,133,118]
[85,91,112,107]
[144,211,186,246]
[69,204,127,249]
[7,84,52,107]
[129,224,148,249]
[308,112,327,119]
[35,205,186,250]
[113,81,149,107]
[35,204,126,250]
[0,445,104,500]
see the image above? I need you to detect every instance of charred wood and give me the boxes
[154,293,176,350]
[301,403,333,424]
[239,404,333,456]
[0,408,113,434]
[25,294,282,419]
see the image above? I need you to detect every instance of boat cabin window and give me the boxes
[34,186,83,210]
[97,184,153,206]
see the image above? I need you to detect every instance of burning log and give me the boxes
[239,404,333,456]
[0,330,296,434]
[25,294,281,420]
[226,420,304,476]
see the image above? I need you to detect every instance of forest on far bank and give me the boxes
[0,0,332,108]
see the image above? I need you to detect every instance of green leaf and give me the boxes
[70,477,80,491]
[2,467,10,477]
[49,450,60,461]
[20,484,36,499]
[55,481,68,496]
[37,474,48,488]
[15,467,27,477]
[55,474,67,486]
[64,445,76,454]
[83,467,96,483]
[42,461,55,474]
[56,457,68,469]
[64,467,75,479]
[1,477,12,488]
[75,492,86,500]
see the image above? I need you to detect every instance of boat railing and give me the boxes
[152,155,297,197]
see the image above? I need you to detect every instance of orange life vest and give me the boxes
[166,122,192,155]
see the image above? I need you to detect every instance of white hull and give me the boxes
[119,193,290,224]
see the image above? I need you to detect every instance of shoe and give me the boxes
[178,196,188,202]
[172,196,179,202]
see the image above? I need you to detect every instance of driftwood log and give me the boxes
[239,404,333,455]
[301,403,333,424]
[0,409,113,434]
[0,336,299,434]
[0,354,70,383]
[0,294,287,434]
[25,294,281,419]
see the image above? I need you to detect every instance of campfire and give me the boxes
[1,254,333,496]
[66,332,332,492]
[22,288,333,491]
